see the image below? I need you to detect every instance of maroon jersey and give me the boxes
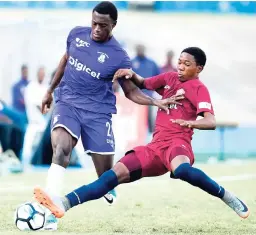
[144,72,214,143]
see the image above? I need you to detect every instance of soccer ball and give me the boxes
[15,202,46,231]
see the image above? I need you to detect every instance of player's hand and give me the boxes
[41,91,53,114]
[112,69,134,82]
[170,119,194,128]
[153,99,170,114]
[153,94,185,114]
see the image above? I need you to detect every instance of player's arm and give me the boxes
[113,69,167,90]
[120,79,163,109]
[172,112,216,130]
[171,112,216,130]
[113,69,144,88]
[129,72,145,89]
[41,53,68,114]
[120,79,182,114]
[193,112,216,130]
[47,53,68,93]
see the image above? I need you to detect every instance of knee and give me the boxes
[51,128,77,167]
[173,163,191,180]
[112,162,130,183]
[52,143,72,168]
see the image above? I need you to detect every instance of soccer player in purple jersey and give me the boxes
[39,0,176,212]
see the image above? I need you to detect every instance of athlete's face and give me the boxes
[37,68,45,84]
[22,67,28,80]
[177,52,203,81]
[91,11,116,42]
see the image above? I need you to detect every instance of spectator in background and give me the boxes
[0,97,28,163]
[12,65,29,115]
[0,101,13,157]
[161,50,177,73]
[22,67,48,169]
[132,44,160,132]
[0,100,25,174]
[132,44,160,97]
[30,69,56,166]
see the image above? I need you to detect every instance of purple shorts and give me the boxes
[51,101,115,154]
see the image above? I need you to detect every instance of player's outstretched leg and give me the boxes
[170,155,249,219]
[34,161,131,218]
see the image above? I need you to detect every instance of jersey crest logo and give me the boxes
[176,88,185,96]
[97,52,109,63]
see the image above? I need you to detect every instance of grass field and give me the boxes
[0,161,256,235]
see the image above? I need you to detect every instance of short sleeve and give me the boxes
[66,26,81,53]
[143,73,168,91]
[196,85,214,116]
[117,52,132,86]
[119,53,132,69]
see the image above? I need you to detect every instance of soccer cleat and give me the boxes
[34,187,65,218]
[103,189,117,206]
[43,211,58,231]
[222,191,250,219]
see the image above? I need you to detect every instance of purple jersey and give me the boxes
[55,26,131,114]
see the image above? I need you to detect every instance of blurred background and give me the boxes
[0,1,256,174]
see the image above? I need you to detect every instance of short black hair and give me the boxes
[93,1,118,22]
[21,64,28,71]
[182,47,206,66]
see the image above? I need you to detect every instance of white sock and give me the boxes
[46,163,66,196]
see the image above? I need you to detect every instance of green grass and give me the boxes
[0,161,256,235]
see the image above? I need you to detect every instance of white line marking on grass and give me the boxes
[0,184,32,193]
[0,186,32,192]
[214,174,256,182]
[0,174,255,193]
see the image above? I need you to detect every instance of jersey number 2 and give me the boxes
[106,122,112,137]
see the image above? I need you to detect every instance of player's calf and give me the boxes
[172,162,225,198]
[102,162,130,205]
[172,162,249,218]
[45,128,77,196]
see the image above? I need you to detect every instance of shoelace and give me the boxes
[226,197,244,212]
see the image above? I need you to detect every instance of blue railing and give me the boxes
[0,1,255,14]
[154,1,256,14]
[0,1,128,10]
[192,127,256,161]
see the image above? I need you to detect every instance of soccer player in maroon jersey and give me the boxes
[34,47,249,220]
